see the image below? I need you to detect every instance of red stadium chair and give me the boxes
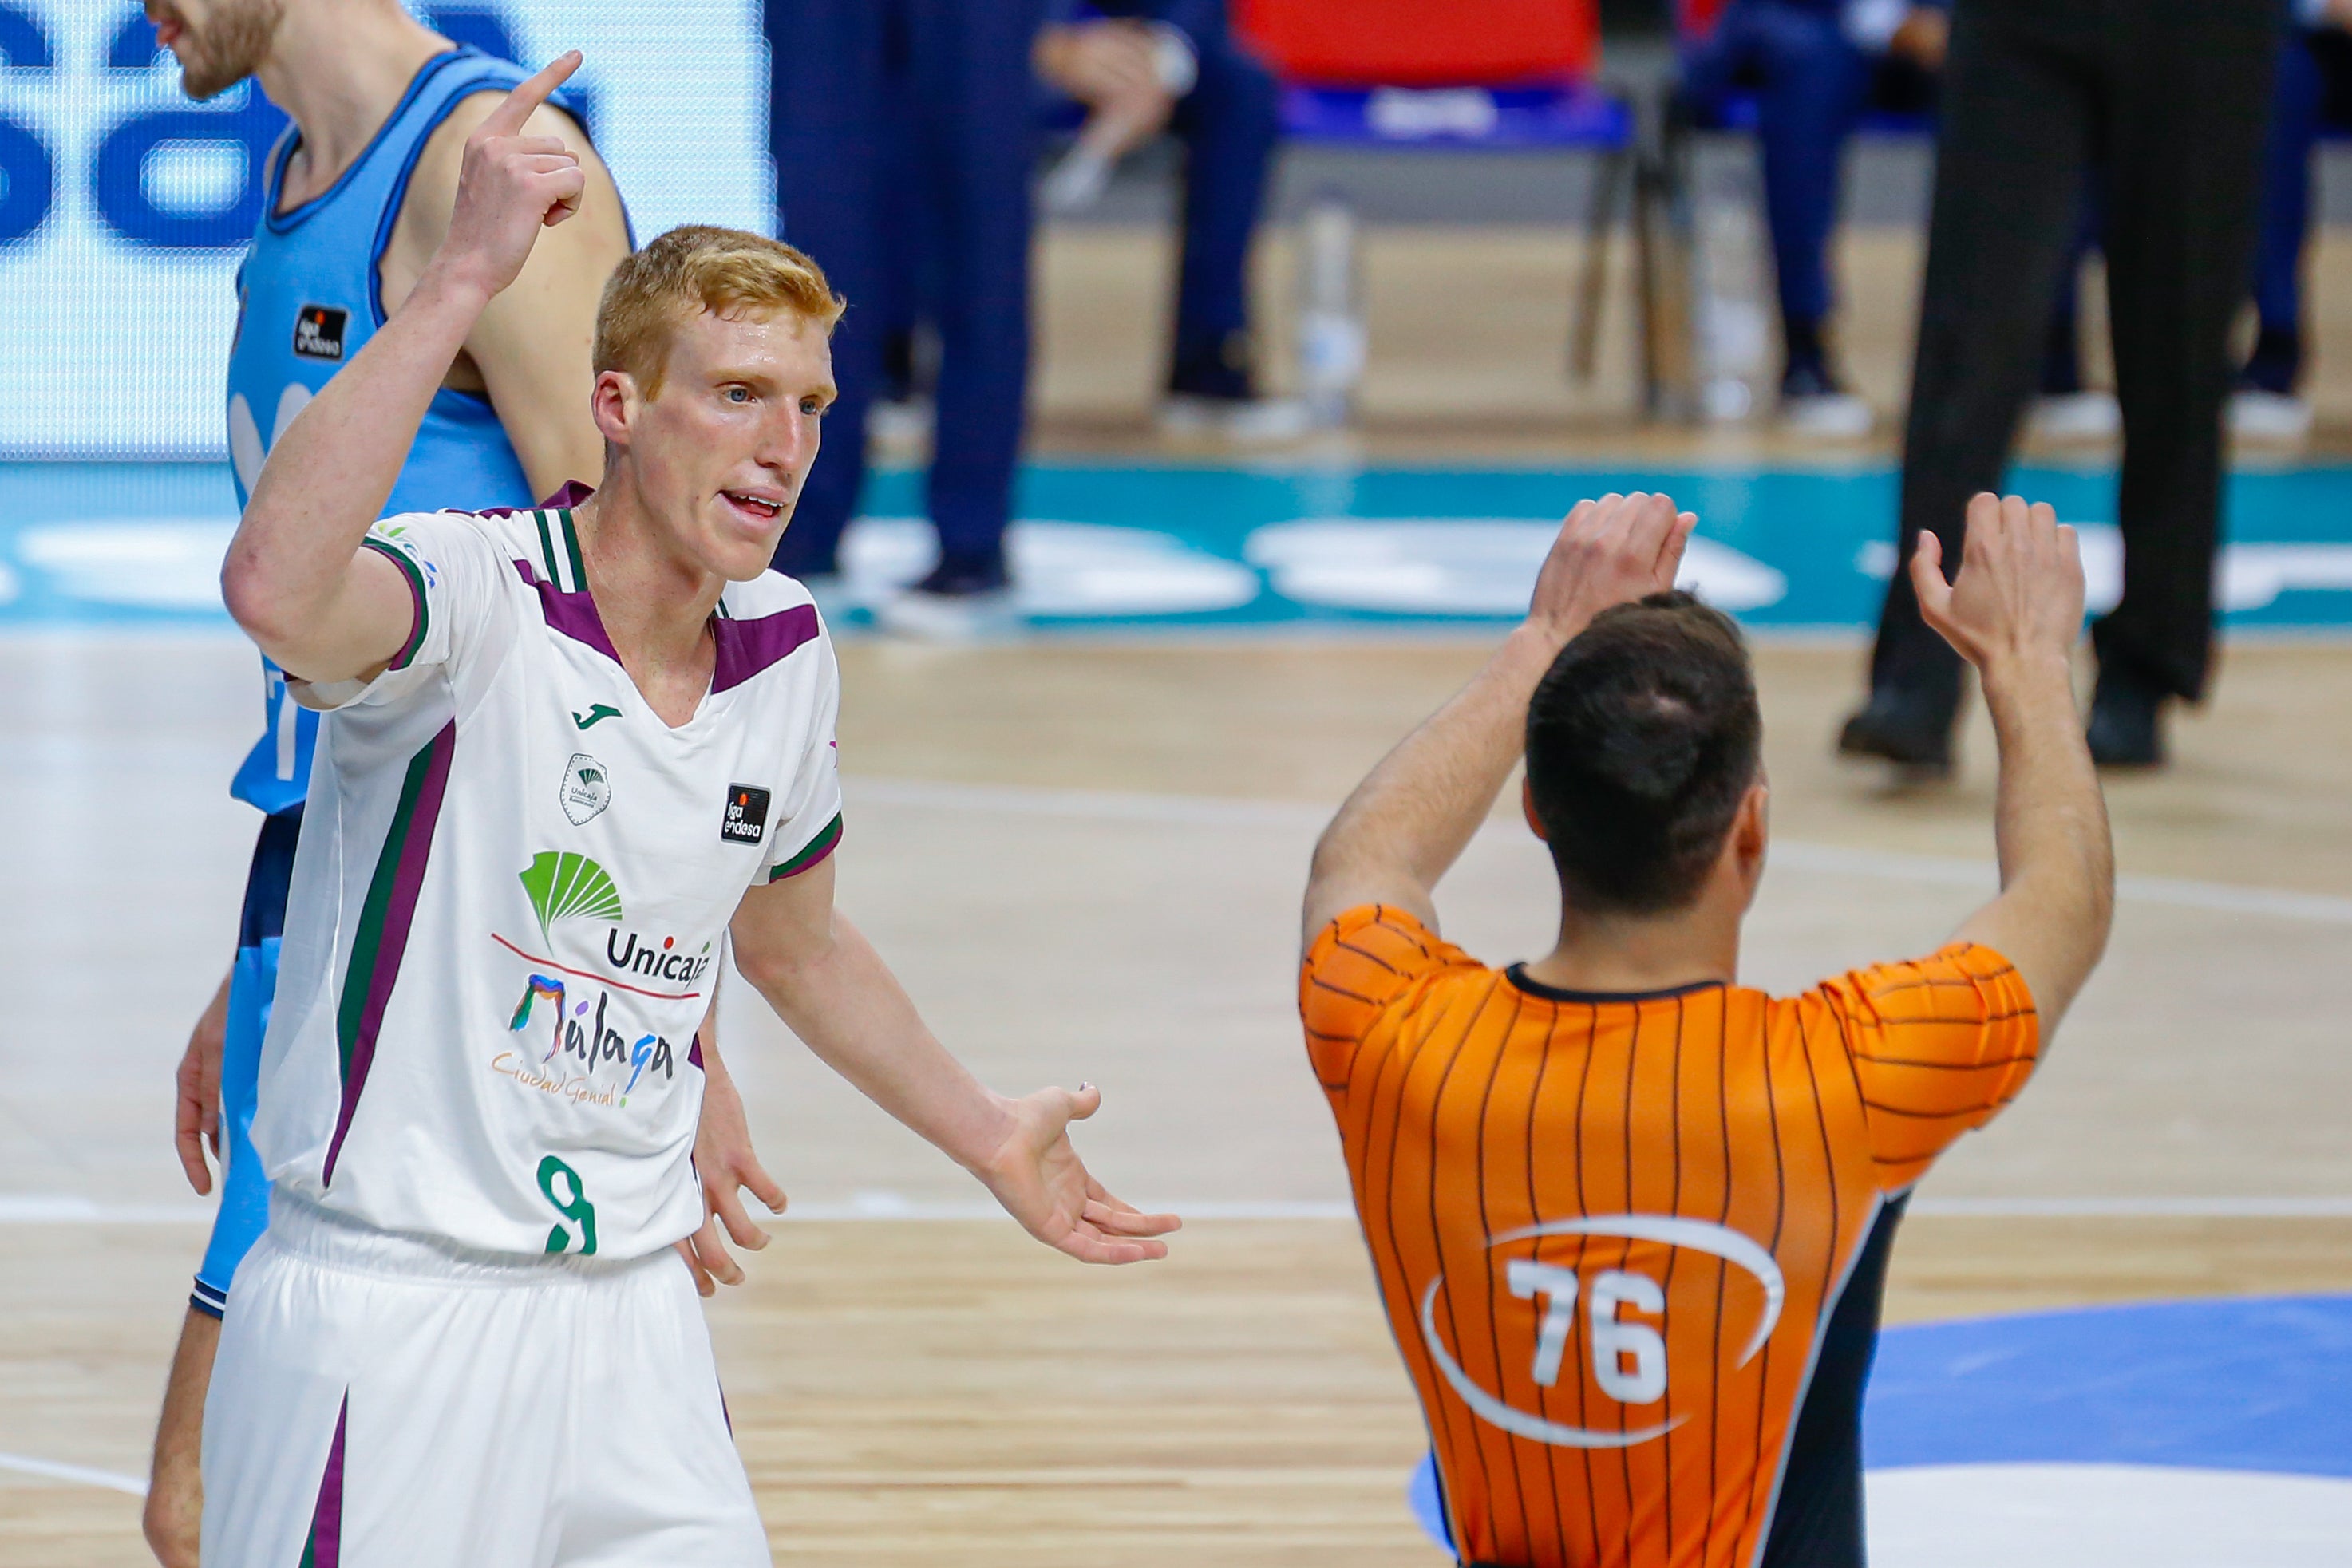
[1233,0,1644,400]
[1235,0,1599,87]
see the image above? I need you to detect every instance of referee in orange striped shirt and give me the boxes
[1299,492,2113,1568]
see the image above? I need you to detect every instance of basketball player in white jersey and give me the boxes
[202,54,1179,1564]
[143,5,776,1561]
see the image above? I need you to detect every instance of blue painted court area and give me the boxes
[1867,1294,2352,1479]
[6,460,2352,633]
[1409,1294,2352,1564]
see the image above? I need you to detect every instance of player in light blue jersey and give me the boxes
[141,4,779,1562]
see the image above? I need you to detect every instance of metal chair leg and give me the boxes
[1570,146,1629,385]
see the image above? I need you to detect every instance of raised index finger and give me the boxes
[480,50,581,140]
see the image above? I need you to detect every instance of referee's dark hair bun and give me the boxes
[1525,591,1761,916]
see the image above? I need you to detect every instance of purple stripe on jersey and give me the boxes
[477,479,598,519]
[509,556,623,663]
[322,719,455,1186]
[307,1395,349,1567]
[689,1035,705,1071]
[711,603,821,694]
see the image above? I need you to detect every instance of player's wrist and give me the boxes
[410,256,500,322]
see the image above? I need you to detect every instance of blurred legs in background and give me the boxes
[1679,0,1876,432]
[2236,22,2352,446]
[1844,0,2279,772]
[765,0,1045,603]
[1148,7,1297,438]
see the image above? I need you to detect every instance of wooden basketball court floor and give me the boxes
[4,620,2350,1565]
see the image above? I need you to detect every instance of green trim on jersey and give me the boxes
[532,508,590,592]
[358,535,431,670]
[336,734,445,1077]
[769,812,843,881]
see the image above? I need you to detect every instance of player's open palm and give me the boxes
[977,1084,1180,1264]
[1911,493,2086,672]
[437,51,588,300]
[1528,492,1699,640]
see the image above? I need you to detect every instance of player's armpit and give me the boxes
[1299,905,1475,1086]
[1817,942,2040,1191]
[385,96,628,496]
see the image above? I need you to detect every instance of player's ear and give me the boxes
[589,369,635,447]
[1730,777,1769,902]
[1521,776,1550,843]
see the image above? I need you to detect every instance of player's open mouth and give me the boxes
[721,490,783,523]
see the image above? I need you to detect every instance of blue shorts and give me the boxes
[192,804,302,1318]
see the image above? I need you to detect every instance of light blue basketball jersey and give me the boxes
[225,47,571,814]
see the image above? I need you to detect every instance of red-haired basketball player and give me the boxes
[1299,491,2112,1567]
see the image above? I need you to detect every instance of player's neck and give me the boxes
[568,485,725,725]
[257,4,449,204]
[1520,898,1741,997]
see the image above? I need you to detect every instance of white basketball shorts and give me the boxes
[200,1193,768,1567]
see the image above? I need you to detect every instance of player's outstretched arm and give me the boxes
[219,53,587,684]
[1301,492,1696,950]
[1914,494,2115,1036]
[729,860,1180,1265]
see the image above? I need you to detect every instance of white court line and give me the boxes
[847,776,2352,926]
[0,1451,147,1495]
[12,1195,2352,1224]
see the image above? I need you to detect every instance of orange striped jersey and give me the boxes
[1300,906,2038,1568]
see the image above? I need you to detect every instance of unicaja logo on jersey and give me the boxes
[1417,1215,1785,1449]
[518,851,623,943]
[561,753,611,826]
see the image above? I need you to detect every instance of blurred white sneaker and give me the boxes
[872,584,1022,642]
[2231,389,2312,446]
[1778,390,1873,440]
[866,397,933,456]
[2027,391,2121,443]
[1157,394,1314,444]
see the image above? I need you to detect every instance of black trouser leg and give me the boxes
[1870,1,2097,718]
[2095,0,2283,702]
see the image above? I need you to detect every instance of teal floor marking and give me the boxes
[6,460,2352,631]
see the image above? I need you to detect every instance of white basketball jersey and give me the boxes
[252,503,843,1260]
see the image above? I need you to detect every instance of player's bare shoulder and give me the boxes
[378,89,627,333]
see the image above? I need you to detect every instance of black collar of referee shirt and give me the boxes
[1504,965,1729,1005]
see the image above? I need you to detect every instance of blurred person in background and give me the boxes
[2233,0,2352,446]
[1034,2,1301,440]
[765,0,1046,633]
[1840,0,2279,772]
[1677,0,1952,435]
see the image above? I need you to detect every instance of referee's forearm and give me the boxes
[1310,622,1567,902]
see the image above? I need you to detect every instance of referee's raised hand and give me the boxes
[436,51,588,302]
[1910,492,2088,677]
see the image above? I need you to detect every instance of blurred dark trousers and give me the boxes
[1161,12,1283,395]
[1677,0,1871,339]
[1871,0,2283,712]
[2249,27,2352,376]
[765,0,1046,578]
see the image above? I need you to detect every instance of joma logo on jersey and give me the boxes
[1417,1215,1786,1449]
[292,304,347,360]
[605,930,714,985]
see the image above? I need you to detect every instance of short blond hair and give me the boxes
[593,225,844,397]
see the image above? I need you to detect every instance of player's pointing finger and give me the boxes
[481,50,582,140]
